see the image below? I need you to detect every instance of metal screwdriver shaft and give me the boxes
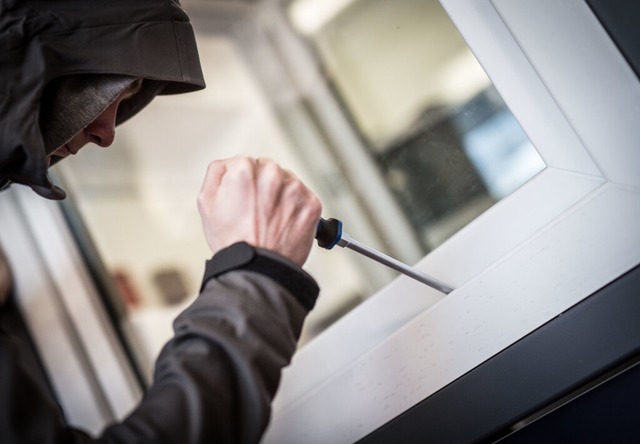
[315,218,454,294]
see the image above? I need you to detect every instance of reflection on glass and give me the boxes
[290,0,545,251]
[378,86,544,249]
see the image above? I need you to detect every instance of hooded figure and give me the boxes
[0,0,205,199]
[0,1,320,443]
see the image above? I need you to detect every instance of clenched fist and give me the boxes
[197,156,322,267]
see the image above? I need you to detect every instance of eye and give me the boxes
[122,78,144,100]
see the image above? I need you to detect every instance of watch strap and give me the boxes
[200,242,318,311]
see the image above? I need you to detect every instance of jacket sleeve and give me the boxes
[1,243,318,444]
[100,243,319,444]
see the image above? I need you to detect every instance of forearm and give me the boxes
[101,248,318,444]
[1,252,315,444]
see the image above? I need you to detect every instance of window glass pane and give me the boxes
[289,0,545,251]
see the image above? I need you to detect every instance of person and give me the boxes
[0,1,322,443]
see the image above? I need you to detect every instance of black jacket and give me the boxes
[0,0,204,199]
[0,243,318,443]
[0,1,319,442]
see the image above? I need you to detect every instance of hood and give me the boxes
[0,0,206,199]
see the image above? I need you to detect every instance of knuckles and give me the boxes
[196,191,208,216]
[198,155,322,240]
[229,157,257,183]
[300,195,323,224]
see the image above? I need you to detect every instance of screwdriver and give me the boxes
[315,218,454,294]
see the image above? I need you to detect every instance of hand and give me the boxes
[197,156,322,267]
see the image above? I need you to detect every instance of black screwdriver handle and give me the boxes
[315,217,343,250]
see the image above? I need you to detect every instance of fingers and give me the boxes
[256,158,284,219]
[197,159,226,216]
[275,174,322,264]
[198,156,254,215]
[197,155,322,266]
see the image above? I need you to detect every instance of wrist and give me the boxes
[201,241,319,311]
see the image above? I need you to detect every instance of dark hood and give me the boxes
[0,0,206,199]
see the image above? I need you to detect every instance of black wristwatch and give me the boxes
[200,242,318,311]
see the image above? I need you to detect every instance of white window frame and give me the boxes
[263,0,640,442]
[0,187,143,435]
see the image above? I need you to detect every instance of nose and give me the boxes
[83,100,119,147]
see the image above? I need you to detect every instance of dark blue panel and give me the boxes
[358,265,640,444]
[499,361,640,444]
[587,0,640,81]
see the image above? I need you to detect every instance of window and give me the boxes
[289,0,544,252]
[263,0,640,441]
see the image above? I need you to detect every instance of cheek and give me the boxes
[69,131,88,149]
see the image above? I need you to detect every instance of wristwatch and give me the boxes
[200,242,318,311]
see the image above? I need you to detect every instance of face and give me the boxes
[48,78,144,163]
